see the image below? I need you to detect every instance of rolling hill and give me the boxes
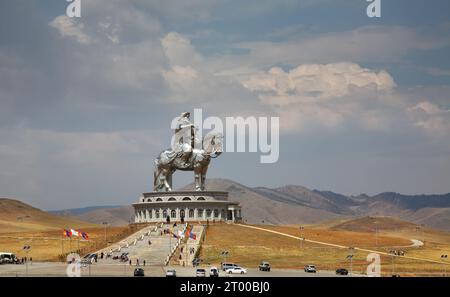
[0,198,98,233]
[48,178,450,230]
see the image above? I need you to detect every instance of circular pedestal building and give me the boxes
[133,191,242,223]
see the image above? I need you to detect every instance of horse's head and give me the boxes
[203,132,223,158]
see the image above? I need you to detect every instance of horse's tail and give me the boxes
[153,158,160,191]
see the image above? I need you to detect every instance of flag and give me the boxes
[70,229,79,237]
[172,232,179,239]
[178,230,184,239]
[63,229,72,237]
[81,232,89,240]
[189,231,196,240]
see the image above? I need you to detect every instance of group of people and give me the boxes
[128,258,146,266]
[19,257,32,264]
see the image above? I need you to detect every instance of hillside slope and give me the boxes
[0,198,98,233]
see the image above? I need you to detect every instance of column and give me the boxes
[231,209,235,222]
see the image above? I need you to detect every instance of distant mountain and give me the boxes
[51,205,134,226]
[49,205,122,217]
[0,198,97,233]
[48,179,450,231]
[181,179,346,225]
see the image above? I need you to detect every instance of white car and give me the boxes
[304,265,317,273]
[196,268,206,277]
[226,267,247,274]
[166,269,176,277]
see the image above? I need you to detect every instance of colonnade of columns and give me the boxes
[134,205,241,223]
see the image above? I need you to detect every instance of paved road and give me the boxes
[164,266,354,277]
[237,224,449,266]
[0,262,352,277]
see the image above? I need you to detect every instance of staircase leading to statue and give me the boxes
[96,223,187,266]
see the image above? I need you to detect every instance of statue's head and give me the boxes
[180,111,190,119]
[203,132,223,158]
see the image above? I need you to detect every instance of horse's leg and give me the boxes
[194,168,201,191]
[154,166,163,191]
[167,172,173,190]
[201,166,208,191]
[163,170,172,191]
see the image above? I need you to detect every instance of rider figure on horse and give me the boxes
[173,112,199,168]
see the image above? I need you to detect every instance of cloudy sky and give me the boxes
[1,0,450,210]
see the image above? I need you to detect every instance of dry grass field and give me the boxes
[0,198,145,261]
[0,227,131,261]
[199,221,450,276]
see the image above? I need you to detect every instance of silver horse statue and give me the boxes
[153,132,223,192]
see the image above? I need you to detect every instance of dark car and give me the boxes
[134,268,145,277]
[259,262,271,272]
[336,268,348,275]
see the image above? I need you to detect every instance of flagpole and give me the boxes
[61,232,64,258]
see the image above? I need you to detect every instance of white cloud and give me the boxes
[242,63,395,105]
[49,16,94,45]
[239,62,397,132]
[161,32,203,68]
[408,101,450,136]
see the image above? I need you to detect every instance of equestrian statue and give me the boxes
[153,112,223,192]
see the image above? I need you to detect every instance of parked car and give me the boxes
[81,253,97,265]
[336,268,348,275]
[221,262,238,271]
[226,267,247,274]
[209,267,219,277]
[166,269,177,277]
[196,268,206,277]
[0,253,19,265]
[304,265,317,273]
[134,268,145,277]
[259,262,271,272]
